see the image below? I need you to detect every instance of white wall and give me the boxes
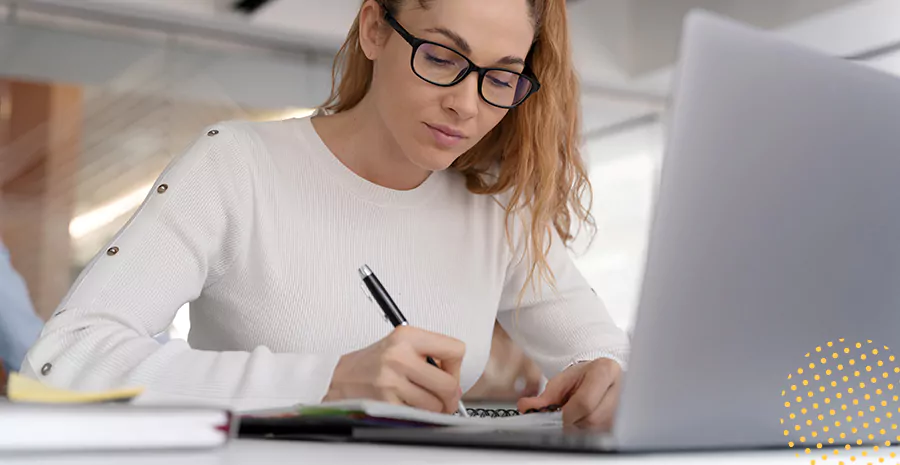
[573,54,900,334]
[571,122,664,331]
[0,21,333,110]
[251,0,359,46]
[570,0,900,332]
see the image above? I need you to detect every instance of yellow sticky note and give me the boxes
[7,373,143,404]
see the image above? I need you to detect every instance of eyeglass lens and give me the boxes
[413,42,534,107]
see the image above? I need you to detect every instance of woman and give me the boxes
[23,0,629,430]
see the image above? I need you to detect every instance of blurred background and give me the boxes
[1,0,899,342]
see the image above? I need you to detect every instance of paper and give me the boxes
[457,411,563,431]
[7,373,143,404]
[290,399,563,430]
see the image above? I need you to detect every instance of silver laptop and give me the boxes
[355,10,900,452]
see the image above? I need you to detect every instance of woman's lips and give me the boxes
[425,123,466,149]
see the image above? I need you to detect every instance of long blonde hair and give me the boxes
[322,0,593,298]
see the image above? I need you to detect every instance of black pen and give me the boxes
[358,264,469,417]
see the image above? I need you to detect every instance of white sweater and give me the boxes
[22,116,629,411]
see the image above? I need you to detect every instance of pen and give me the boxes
[358,264,469,418]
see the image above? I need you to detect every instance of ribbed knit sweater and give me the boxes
[23,116,629,411]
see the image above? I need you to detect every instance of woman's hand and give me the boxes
[517,358,622,431]
[324,326,465,414]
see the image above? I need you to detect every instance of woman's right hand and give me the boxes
[323,326,466,413]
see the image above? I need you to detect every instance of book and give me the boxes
[0,402,233,452]
[2,373,231,452]
[239,399,562,438]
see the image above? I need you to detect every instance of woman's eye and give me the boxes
[426,54,454,66]
[488,76,513,88]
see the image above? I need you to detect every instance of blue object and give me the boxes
[0,240,43,373]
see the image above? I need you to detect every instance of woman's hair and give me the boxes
[322,0,593,300]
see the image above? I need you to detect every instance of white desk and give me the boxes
[3,439,882,465]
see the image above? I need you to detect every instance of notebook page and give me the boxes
[302,400,563,430]
[461,411,563,430]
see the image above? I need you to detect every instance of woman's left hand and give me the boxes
[516,358,622,431]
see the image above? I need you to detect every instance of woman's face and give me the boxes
[361,0,535,172]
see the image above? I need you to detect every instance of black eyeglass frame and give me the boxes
[380,7,541,109]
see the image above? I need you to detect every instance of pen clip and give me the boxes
[360,282,390,324]
[359,282,374,303]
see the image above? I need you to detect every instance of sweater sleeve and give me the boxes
[21,123,341,412]
[496,217,630,378]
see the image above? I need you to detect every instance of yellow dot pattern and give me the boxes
[785,340,900,465]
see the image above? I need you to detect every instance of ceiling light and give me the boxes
[280,107,316,120]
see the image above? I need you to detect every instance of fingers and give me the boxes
[573,380,621,432]
[561,364,614,426]
[390,376,447,413]
[373,354,457,414]
[383,328,464,413]
[438,350,463,383]
[328,326,467,409]
[397,352,463,413]
[390,326,465,379]
[560,360,622,430]
[517,366,579,413]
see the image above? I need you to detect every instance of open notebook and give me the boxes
[239,399,562,438]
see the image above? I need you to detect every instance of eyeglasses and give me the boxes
[381,8,540,109]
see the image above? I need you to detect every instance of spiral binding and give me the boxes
[465,407,521,418]
[461,404,561,418]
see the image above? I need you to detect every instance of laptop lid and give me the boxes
[614,10,900,452]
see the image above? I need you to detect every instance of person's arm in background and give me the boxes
[0,240,43,373]
[496,225,629,377]
[464,320,543,402]
[496,219,630,429]
[21,123,342,411]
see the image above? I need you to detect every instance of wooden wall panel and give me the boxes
[0,80,82,319]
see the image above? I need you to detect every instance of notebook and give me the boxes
[0,402,233,452]
[239,399,562,438]
[2,372,232,452]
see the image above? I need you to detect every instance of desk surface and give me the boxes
[4,439,882,465]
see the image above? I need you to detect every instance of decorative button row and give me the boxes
[45,133,216,383]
